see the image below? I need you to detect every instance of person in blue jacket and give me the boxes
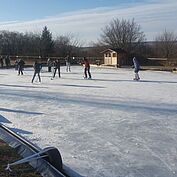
[132,57,140,80]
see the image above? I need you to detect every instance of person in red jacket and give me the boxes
[83,57,91,79]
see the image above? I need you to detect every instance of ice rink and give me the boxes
[0,66,177,177]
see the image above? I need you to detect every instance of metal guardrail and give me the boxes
[0,123,82,177]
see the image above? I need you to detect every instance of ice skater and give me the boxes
[0,56,4,68]
[132,57,140,81]
[83,57,91,79]
[47,58,52,72]
[5,55,11,68]
[17,59,25,75]
[52,59,61,79]
[14,59,19,70]
[65,55,71,72]
[31,60,42,83]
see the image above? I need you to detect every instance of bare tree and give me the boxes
[0,30,41,56]
[0,31,21,55]
[54,34,82,57]
[100,18,145,54]
[155,30,177,58]
[89,42,107,55]
[22,32,41,56]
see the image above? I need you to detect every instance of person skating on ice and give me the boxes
[0,56,4,68]
[83,57,91,79]
[31,60,42,83]
[17,59,25,75]
[132,57,140,81]
[65,55,71,72]
[52,59,61,78]
[47,58,52,72]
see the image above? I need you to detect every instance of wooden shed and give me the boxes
[101,48,127,67]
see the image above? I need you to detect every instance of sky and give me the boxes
[0,0,177,45]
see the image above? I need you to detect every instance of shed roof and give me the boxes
[101,48,126,54]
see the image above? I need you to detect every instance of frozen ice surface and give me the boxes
[0,66,177,177]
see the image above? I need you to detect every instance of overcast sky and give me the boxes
[0,0,177,45]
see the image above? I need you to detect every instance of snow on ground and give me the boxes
[0,66,177,177]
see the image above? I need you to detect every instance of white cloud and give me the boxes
[0,0,177,45]
[0,21,19,25]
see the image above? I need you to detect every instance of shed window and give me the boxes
[113,53,117,57]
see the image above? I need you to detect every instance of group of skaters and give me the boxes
[47,55,71,73]
[32,57,91,83]
[13,57,66,83]
[31,56,140,82]
[31,59,61,83]
[1,55,140,82]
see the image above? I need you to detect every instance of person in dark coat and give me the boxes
[17,59,25,75]
[52,59,61,78]
[31,61,42,83]
[5,55,10,68]
[83,57,91,79]
[132,57,140,80]
[0,56,4,68]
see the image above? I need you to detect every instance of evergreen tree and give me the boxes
[40,26,54,57]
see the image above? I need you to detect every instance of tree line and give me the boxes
[0,26,82,59]
[0,18,177,64]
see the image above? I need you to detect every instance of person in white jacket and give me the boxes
[133,57,140,80]
[65,55,71,72]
